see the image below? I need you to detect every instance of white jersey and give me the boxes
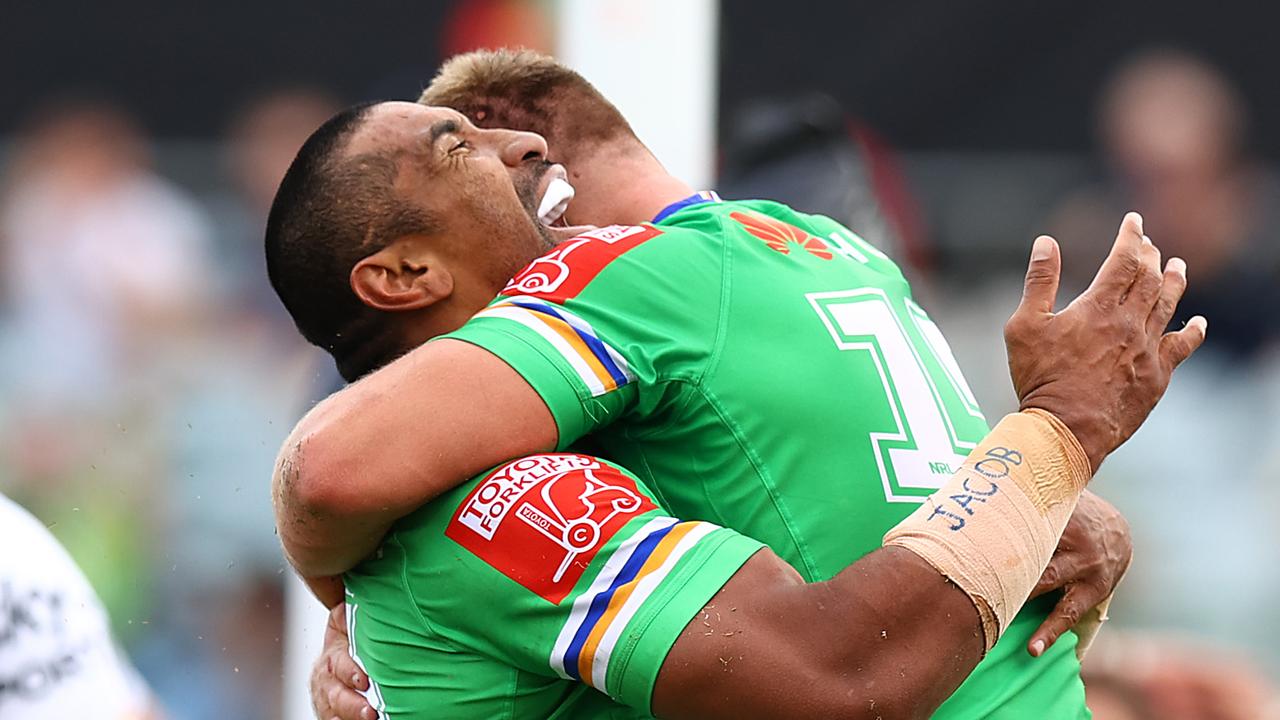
[0,494,151,719]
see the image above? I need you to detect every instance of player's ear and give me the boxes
[350,238,454,312]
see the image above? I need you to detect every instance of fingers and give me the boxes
[311,653,335,717]
[328,683,379,720]
[1030,550,1083,599]
[331,650,369,692]
[313,602,374,719]
[1085,212,1146,303]
[1160,316,1209,370]
[1148,258,1188,334]
[1017,235,1062,316]
[1122,234,1163,311]
[327,603,348,634]
[1028,584,1097,657]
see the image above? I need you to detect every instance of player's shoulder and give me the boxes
[663,197,799,228]
[667,197,844,255]
[697,198,908,279]
[499,222,720,305]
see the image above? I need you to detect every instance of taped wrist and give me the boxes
[882,409,1092,651]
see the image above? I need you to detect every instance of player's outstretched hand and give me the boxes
[1003,212,1207,472]
[310,604,377,720]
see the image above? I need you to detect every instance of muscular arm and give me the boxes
[655,220,1189,720]
[273,339,558,581]
[327,417,1069,720]
[654,405,1093,719]
[280,213,1197,611]
[322,538,981,720]
[654,546,981,720]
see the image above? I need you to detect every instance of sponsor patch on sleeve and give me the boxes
[446,454,657,604]
[501,224,663,302]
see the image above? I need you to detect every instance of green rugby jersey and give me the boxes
[345,453,763,718]
[443,198,1089,718]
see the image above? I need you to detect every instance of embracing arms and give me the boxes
[313,488,1131,720]
[273,341,557,602]
[309,214,1199,719]
[278,212,1190,592]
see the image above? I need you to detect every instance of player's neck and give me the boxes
[564,149,693,226]
[396,300,481,352]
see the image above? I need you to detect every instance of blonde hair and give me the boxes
[420,48,634,149]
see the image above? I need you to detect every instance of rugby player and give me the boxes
[269,62,1200,718]
[0,493,159,719]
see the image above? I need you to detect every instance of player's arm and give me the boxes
[279,212,1193,604]
[659,548,975,718]
[321,423,1086,719]
[657,213,1206,718]
[273,338,559,584]
[332,410,1120,719]
[332,222,1201,718]
[275,226,707,584]
[650,408,1084,719]
[343,416,1085,720]
[793,208,1137,657]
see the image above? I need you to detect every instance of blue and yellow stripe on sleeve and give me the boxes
[548,518,720,695]
[475,296,635,397]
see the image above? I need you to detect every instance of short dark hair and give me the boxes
[265,101,439,381]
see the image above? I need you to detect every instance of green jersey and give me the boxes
[345,453,763,718]
[440,198,1089,718]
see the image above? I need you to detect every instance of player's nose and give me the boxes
[495,129,548,167]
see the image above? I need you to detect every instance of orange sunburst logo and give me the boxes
[730,210,833,260]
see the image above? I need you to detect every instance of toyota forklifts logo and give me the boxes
[447,454,655,603]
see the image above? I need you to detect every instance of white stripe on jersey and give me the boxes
[475,305,608,396]
[588,522,717,691]
[548,517,678,679]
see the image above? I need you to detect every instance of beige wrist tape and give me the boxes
[883,409,1092,651]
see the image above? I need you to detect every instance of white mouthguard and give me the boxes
[537,177,575,225]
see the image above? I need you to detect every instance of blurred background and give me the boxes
[1,1,1278,718]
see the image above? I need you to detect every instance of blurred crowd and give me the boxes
[1,39,1278,719]
[931,51,1280,696]
[0,90,339,719]
[1048,48,1280,689]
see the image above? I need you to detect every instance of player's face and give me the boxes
[349,102,563,289]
